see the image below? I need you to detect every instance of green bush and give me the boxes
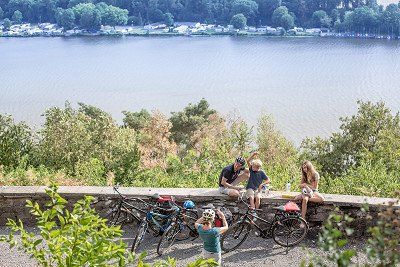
[1,100,400,198]
[303,195,400,267]
[320,158,399,198]
[75,158,106,185]
[0,185,133,266]
[0,114,34,168]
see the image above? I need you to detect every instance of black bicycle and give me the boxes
[221,192,308,252]
[156,204,199,256]
[105,186,150,226]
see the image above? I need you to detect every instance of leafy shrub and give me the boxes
[0,114,34,168]
[1,100,400,197]
[0,185,133,266]
[303,195,400,267]
[320,159,399,198]
[366,196,400,266]
[75,157,106,185]
[256,114,299,188]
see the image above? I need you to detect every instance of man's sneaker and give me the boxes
[250,210,257,221]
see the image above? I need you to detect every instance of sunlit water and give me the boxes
[1,36,400,145]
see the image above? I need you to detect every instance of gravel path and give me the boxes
[0,226,368,267]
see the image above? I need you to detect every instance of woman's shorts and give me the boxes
[203,249,222,265]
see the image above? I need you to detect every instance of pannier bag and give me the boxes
[214,207,233,227]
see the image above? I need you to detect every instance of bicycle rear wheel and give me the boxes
[131,220,148,252]
[272,215,308,247]
[157,222,181,256]
[105,205,126,226]
[175,209,198,241]
[220,221,251,252]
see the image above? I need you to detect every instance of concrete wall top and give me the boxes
[0,186,398,208]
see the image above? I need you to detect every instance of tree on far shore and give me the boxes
[3,18,12,30]
[55,8,76,30]
[164,12,174,27]
[101,5,128,27]
[231,13,247,29]
[12,10,23,24]
[272,6,294,29]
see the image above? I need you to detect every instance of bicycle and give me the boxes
[131,204,182,252]
[130,196,198,253]
[156,203,200,256]
[105,186,150,226]
[220,192,308,252]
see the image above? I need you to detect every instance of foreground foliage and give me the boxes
[0,185,218,267]
[0,185,134,266]
[302,194,400,267]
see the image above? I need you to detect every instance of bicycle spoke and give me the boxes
[221,222,250,252]
[272,216,308,247]
[157,223,180,256]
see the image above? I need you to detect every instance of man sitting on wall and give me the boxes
[218,153,257,198]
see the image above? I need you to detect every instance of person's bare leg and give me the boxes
[249,196,255,209]
[293,194,303,202]
[255,196,261,209]
[309,192,325,203]
[301,196,309,219]
[228,189,240,198]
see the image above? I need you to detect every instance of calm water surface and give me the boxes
[1,36,400,144]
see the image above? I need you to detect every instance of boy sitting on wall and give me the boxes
[245,153,270,211]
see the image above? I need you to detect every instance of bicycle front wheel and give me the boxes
[131,220,148,252]
[221,221,251,252]
[272,215,308,247]
[157,222,181,256]
[175,209,199,241]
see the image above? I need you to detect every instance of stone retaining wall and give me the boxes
[0,186,398,235]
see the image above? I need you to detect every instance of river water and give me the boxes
[1,36,400,144]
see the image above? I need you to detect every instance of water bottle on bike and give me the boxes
[261,184,269,195]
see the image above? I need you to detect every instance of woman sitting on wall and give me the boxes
[293,160,325,220]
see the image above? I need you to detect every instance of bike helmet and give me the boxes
[183,200,195,209]
[202,209,215,221]
[235,156,246,166]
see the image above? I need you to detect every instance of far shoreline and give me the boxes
[2,22,399,41]
[1,32,399,41]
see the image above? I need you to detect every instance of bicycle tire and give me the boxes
[157,222,180,256]
[175,209,199,241]
[221,221,251,252]
[272,215,308,247]
[131,220,148,252]
[105,205,125,226]
[147,210,172,237]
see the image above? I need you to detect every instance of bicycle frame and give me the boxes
[236,209,278,238]
[175,210,199,237]
[146,206,180,233]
